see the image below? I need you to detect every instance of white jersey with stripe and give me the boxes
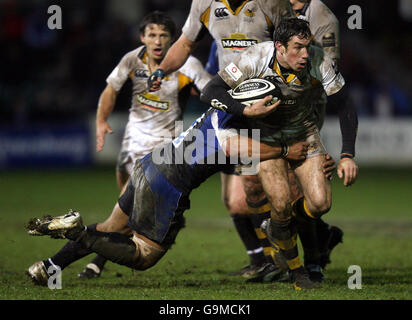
[106,46,212,170]
[182,0,294,71]
[295,0,340,61]
[218,41,345,142]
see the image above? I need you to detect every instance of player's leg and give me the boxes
[78,168,131,279]
[241,174,289,282]
[292,154,332,279]
[258,158,319,290]
[314,102,344,268]
[221,172,267,277]
[288,168,324,282]
[26,202,132,285]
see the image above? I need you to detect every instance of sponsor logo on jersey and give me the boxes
[282,99,297,105]
[210,99,228,112]
[221,33,258,50]
[214,7,229,19]
[225,63,243,81]
[322,33,336,48]
[137,93,170,111]
[134,69,149,79]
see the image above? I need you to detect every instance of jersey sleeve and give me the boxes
[178,56,212,92]
[311,46,345,96]
[312,17,340,62]
[181,0,213,42]
[106,49,139,92]
[259,0,295,29]
[217,42,273,89]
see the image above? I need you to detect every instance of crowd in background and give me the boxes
[1,0,411,126]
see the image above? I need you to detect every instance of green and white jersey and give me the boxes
[218,41,344,142]
[182,0,294,71]
[295,0,340,62]
[107,45,211,173]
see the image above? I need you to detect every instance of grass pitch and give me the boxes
[0,167,411,300]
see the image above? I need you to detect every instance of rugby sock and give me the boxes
[269,218,302,271]
[247,198,277,264]
[316,218,331,254]
[44,240,92,271]
[231,214,266,266]
[65,224,138,268]
[89,255,108,273]
[293,197,321,265]
[43,224,102,271]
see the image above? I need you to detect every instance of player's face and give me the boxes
[278,35,311,72]
[140,23,172,61]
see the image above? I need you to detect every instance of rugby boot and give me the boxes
[246,262,289,283]
[227,263,263,278]
[78,263,101,279]
[290,267,321,290]
[319,225,344,269]
[305,263,325,283]
[26,209,83,239]
[26,261,50,286]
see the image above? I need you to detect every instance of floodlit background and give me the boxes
[0,0,411,300]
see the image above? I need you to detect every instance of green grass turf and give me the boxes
[0,167,411,300]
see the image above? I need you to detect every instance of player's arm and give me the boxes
[200,74,280,118]
[328,85,359,186]
[96,84,118,152]
[148,35,197,92]
[223,135,309,162]
[96,50,133,152]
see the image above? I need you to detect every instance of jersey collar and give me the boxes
[221,0,250,16]
[295,0,311,16]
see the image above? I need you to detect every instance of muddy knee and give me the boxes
[305,196,331,218]
[129,235,167,270]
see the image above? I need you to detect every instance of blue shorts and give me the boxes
[118,154,189,245]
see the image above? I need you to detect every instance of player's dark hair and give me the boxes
[139,11,177,39]
[273,18,311,48]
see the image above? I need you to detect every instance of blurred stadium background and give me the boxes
[1,0,411,299]
[1,0,412,168]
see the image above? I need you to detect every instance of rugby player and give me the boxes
[200,18,358,289]
[26,105,316,289]
[148,0,339,282]
[78,11,212,279]
[148,0,300,281]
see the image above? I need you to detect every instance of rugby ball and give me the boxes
[230,78,282,107]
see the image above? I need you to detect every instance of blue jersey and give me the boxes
[124,109,248,243]
[147,108,244,195]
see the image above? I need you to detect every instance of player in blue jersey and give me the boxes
[26,105,319,286]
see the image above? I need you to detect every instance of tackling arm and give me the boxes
[223,135,309,162]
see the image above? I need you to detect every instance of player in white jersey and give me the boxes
[205,0,343,282]
[201,18,358,289]
[292,0,339,62]
[78,11,211,279]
